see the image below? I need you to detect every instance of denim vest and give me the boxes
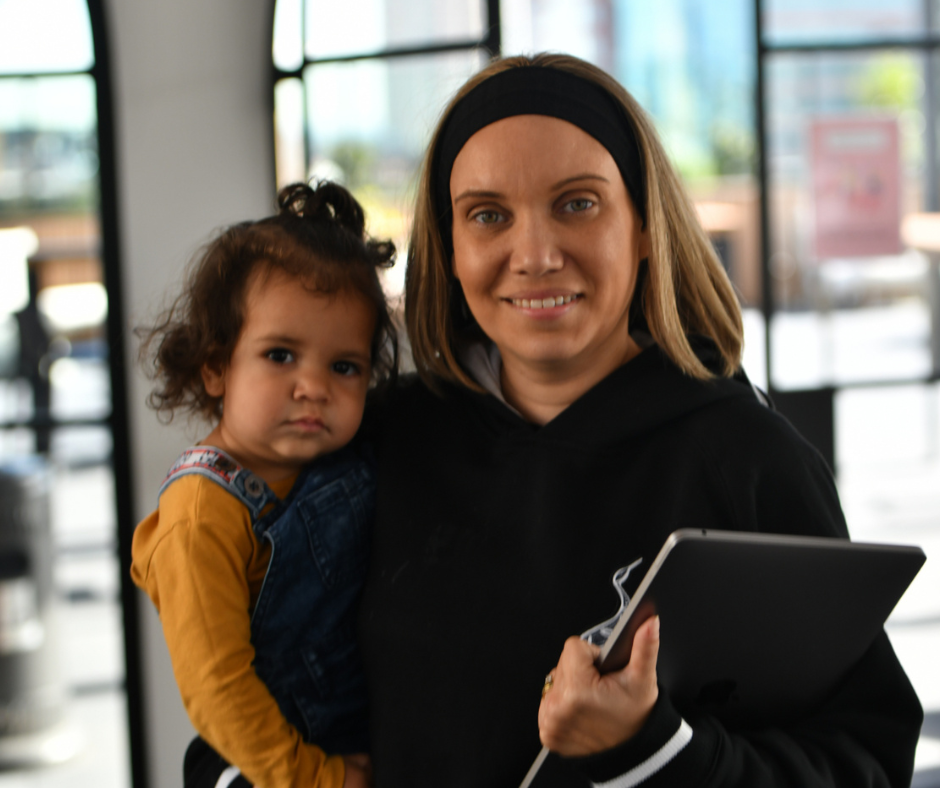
[160,445,373,754]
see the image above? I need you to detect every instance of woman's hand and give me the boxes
[538,615,660,756]
[342,754,373,788]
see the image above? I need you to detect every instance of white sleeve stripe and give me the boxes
[214,765,245,788]
[591,719,693,788]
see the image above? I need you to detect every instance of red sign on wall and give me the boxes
[811,117,902,259]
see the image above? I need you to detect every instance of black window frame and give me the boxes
[0,3,145,787]
[269,0,502,185]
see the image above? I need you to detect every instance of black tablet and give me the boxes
[594,529,924,725]
[519,529,924,788]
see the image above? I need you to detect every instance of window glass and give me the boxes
[304,0,485,59]
[274,78,307,186]
[501,0,613,68]
[0,0,94,74]
[0,76,98,213]
[502,1,755,178]
[273,0,304,72]
[763,0,925,45]
[302,50,485,294]
[765,50,932,388]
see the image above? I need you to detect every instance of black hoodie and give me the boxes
[359,344,921,788]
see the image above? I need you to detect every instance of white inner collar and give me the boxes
[459,343,524,417]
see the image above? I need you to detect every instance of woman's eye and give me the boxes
[332,360,361,376]
[266,348,294,364]
[562,198,595,213]
[471,210,503,225]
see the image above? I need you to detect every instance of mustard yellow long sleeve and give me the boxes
[131,474,345,788]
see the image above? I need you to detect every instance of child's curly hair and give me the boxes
[139,180,398,422]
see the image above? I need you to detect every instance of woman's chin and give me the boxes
[498,331,638,377]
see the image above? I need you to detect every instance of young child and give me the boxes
[132,181,397,788]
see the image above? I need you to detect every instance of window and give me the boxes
[760,6,938,389]
[272,0,498,299]
[0,2,137,788]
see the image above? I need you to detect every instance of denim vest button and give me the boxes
[243,473,265,498]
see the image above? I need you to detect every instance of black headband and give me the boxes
[433,65,647,246]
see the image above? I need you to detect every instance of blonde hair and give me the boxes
[406,53,743,390]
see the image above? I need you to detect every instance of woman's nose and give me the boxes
[508,212,564,275]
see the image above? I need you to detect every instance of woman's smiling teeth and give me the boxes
[510,294,580,309]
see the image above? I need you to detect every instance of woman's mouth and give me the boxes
[508,294,581,310]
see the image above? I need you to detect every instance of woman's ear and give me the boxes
[201,362,226,398]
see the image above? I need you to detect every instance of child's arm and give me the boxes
[132,475,347,788]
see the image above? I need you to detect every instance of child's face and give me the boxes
[201,268,375,484]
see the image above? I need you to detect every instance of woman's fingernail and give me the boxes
[650,615,660,639]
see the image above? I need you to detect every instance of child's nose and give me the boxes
[294,368,329,400]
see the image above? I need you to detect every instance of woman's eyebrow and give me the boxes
[453,174,610,204]
[551,173,610,189]
[452,189,503,204]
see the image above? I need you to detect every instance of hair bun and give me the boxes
[276,180,395,269]
[278,181,366,237]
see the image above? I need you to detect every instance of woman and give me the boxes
[358,54,921,787]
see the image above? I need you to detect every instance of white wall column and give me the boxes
[104,3,275,788]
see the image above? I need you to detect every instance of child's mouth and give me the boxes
[290,417,325,432]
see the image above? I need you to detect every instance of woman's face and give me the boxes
[450,114,649,380]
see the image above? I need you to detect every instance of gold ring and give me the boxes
[541,672,554,699]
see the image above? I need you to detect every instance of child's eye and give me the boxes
[561,198,595,213]
[266,348,294,364]
[332,360,361,376]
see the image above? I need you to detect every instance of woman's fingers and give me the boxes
[560,635,602,678]
[538,618,661,757]
[538,637,599,753]
[619,615,660,691]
